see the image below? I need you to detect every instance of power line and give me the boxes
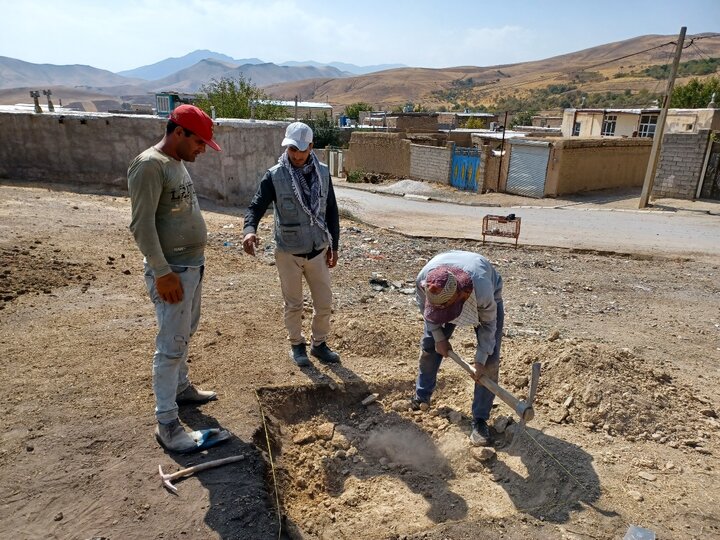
[471,40,679,99]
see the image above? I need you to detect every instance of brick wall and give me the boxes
[409,143,452,184]
[653,130,711,199]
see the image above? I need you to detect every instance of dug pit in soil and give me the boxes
[255,378,602,539]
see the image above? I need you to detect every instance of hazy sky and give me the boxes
[1,0,718,72]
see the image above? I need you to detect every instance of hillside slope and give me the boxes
[263,33,720,108]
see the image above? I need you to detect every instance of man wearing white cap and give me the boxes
[128,104,223,453]
[413,250,504,446]
[243,122,341,367]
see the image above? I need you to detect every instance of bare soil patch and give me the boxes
[0,183,718,539]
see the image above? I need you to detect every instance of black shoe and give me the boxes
[290,343,310,367]
[410,396,429,411]
[310,342,340,364]
[470,419,492,447]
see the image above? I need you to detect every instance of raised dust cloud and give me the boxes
[365,426,447,474]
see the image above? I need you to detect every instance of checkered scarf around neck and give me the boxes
[279,150,332,241]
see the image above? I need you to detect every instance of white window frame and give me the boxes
[638,114,658,138]
[601,114,617,136]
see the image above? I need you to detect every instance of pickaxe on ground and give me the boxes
[159,455,245,494]
[447,351,541,446]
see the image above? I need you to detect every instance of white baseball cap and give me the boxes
[281,122,314,151]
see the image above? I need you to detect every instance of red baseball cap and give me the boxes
[170,104,221,151]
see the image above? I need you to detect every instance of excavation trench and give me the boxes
[254,378,600,539]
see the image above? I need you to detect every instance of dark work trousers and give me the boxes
[415,300,504,421]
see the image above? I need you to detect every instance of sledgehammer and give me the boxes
[447,351,540,429]
[159,455,245,494]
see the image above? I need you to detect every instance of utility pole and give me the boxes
[639,26,686,208]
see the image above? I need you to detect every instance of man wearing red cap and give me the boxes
[413,250,504,446]
[128,104,222,453]
[242,121,340,367]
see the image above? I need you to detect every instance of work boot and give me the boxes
[155,419,198,453]
[176,383,217,405]
[310,342,340,364]
[290,343,310,367]
[470,419,492,447]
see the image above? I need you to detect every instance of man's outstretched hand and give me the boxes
[243,233,260,256]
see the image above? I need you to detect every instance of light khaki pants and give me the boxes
[275,249,333,346]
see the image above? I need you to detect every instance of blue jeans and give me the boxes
[144,264,203,423]
[415,301,504,421]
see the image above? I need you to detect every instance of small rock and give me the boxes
[471,447,496,462]
[700,409,717,419]
[547,329,561,342]
[54,512,63,521]
[628,490,644,502]
[317,422,335,441]
[563,395,574,408]
[493,416,510,434]
[361,393,379,406]
[551,409,569,423]
[122,269,131,275]
[391,400,408,412]
[419,402,429,412]
[293,428,315,445]
[448,410,462,424]
[638,472,657,482]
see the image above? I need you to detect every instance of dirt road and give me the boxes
[1,183,718,539]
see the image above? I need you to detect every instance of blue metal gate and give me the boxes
[450,146,482,191]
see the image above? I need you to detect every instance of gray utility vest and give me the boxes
[269,162,330,254]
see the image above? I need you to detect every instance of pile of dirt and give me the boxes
[504,339,718,449]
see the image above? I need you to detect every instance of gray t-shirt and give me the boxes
[128,147,206,277]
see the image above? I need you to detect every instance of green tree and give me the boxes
[344,102,374,121]
[303,113,342,148]
[671,76,720,108]
[510,110,536,128]
[194,76,285,120]
[464,117,486,129]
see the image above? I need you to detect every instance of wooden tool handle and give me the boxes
[447,351,526,415]
[170,455,245,480]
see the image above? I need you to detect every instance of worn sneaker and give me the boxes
[176,383,217,405]
[290,343,310,367]
[310,342,340,364]
[470,419,492,447]
[155,419,198,453]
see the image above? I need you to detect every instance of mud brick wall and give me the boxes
[409,143,452,184]
[653,130,711,199]
[344,132,411,177]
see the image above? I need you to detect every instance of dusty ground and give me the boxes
[1,182,719,540]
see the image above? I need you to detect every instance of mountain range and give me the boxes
[0,34,718,112]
